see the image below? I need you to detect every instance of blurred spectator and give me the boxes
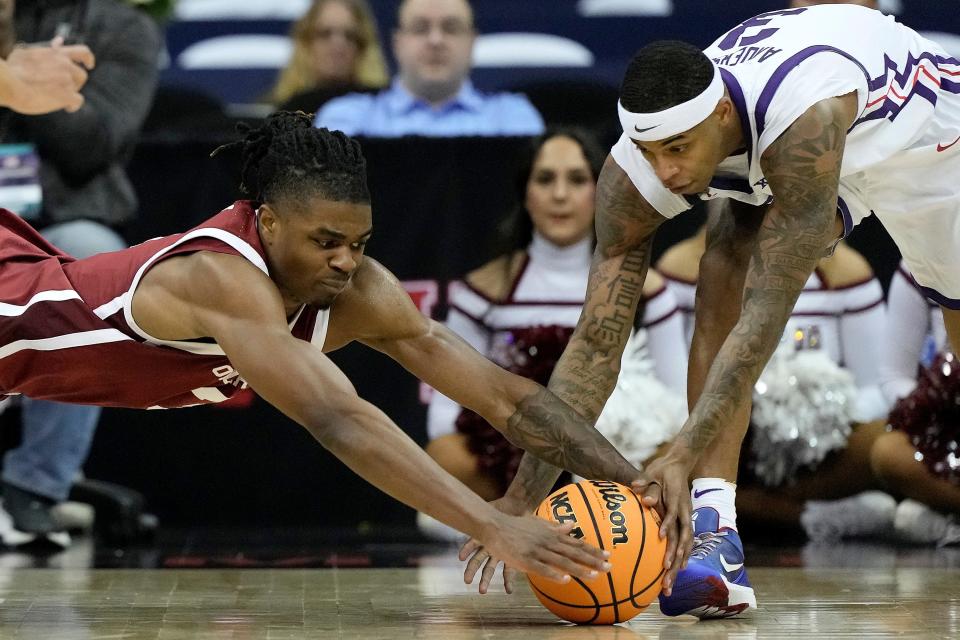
[315,0,543,137]
[0,0,161,545]
[419,128,686,540]
[270,0,388,113]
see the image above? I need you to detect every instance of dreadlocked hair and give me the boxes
[620,40,715,114]
[211,111,369,206]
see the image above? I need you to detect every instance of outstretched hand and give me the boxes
[459,496,529,594]
[472,509,611,593]
[630,452,695,596]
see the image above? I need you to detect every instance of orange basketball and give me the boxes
[528,480,666,625]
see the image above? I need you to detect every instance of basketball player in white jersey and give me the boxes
[460,3,960,618]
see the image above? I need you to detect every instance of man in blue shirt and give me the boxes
[314,0,544,137]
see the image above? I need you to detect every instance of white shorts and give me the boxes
[866,86,960,308]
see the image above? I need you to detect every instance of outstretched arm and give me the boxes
[132,252,610,584]
[506,155,665,509]
[353,259,643,486]
[667,93,857,468]
[455,157,672,595]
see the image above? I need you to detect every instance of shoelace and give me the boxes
[690,531,725,560]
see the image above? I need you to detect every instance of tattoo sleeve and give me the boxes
[501,386,644,490]
[504,156,665,510]
[675,98,850,459]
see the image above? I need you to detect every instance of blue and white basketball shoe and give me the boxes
[658,507,757,618]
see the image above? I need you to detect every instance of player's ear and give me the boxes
[715,97,734,124]
[258,204,280,242]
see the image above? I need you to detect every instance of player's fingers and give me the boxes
[538,549,600,581]
[660,497,679,574]
[638,480,665,519]
[553,521,576,534]
[50,35,64,48]
[632,478,661,503]
[527,559,570,584]
[556,529,606,553]
[478,555,499,595]
[503,566,519,594]
[676,494,694,570]
[661,557,680,597]
[463,548,489,585]
[458,538,482,562]
[662,493,689,597]
[554,538,611,572]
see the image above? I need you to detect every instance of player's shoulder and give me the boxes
[339,256,401,303]
[172,250,278,308]
[655,235,704,284]
[465,250,527,302]
[331,257,429,342]
[817,241,874,289]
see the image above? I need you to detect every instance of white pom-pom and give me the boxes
[594,330,687,467]
[750,349,856,487]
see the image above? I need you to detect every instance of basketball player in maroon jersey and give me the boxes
[0,112,654,584]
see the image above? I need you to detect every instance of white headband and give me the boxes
[618,65,724,141]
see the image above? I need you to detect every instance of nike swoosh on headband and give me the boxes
[634,124,659,133]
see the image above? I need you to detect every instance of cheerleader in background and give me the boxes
[870,261,960,545]
[657,202,892,541]
[419,129,688,540]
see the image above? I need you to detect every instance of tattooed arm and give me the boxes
[668,93,858,465]
[342,257,644,485]
[502,156,665,510]
[457,156,675,595]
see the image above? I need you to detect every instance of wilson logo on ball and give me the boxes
[592,480,629,546]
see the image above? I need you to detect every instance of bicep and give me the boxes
[751,98,854,308]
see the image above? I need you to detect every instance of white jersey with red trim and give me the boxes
[663,266,888,420]
[612,4,959,236]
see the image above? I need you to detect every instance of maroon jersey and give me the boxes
[0,201,328,409]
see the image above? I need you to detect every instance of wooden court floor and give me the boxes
[0,557,957,639]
